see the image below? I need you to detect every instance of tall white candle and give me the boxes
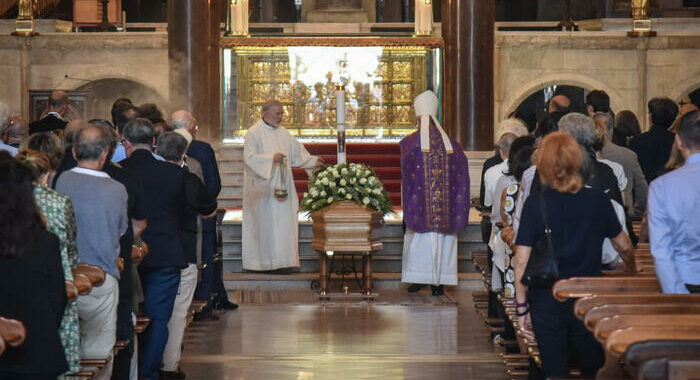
[414,0,433,36]
[336,88,345,128]
[231,0,249,36]
[336,85,346,164]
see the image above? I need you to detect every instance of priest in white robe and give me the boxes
[243,100,322,271]
[400,91,470,295]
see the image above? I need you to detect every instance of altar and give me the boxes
[220,36,444,141]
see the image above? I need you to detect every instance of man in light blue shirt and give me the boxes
[648,110,700,294]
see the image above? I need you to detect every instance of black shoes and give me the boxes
[407,283,427,293]
[193,310,220,322]
[408,284,445,296]
[160,367,186,379]
[213,300,239,311]
[431,285,445,296]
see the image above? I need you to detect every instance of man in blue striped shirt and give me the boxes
[648,110,700,294]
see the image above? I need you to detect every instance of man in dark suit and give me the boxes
[29,90,70,134]
[119,118,187,380]
[156,132,217,379]
[171,110,237,318]
[101,126,148,380]
[629,97,679,183]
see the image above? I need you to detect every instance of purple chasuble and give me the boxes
[400,124,470,234]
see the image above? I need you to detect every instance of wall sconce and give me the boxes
[226,0,249,37]
[628,0,656,37]
[414,0,433,37]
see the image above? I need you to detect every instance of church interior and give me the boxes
[0,0,699,379]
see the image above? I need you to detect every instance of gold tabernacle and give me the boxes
[221,37,444,140]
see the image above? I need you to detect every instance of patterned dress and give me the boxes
[502,183,520,298]
[33,185,81,373]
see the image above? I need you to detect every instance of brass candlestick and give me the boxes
[628,0,656,37]
[13,0,38,36]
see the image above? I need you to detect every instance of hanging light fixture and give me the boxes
[414,0,433,37]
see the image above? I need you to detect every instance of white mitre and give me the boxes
[414,90,453,154]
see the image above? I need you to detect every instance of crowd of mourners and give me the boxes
[0,88,699,380]
[0,92,238,380]
[480,90,700,379]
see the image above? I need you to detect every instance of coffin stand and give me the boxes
[310,201,383,300]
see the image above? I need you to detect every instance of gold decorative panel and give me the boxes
[221,38,443,140]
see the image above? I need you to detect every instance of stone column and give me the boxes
[441,0,494,150]
[168,0,221,142]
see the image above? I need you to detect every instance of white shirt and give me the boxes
[599,158,628,193]
[483,160,508,207]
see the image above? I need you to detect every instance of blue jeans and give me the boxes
[138,267,181,380]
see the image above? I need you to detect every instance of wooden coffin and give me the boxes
[310,201,383,253]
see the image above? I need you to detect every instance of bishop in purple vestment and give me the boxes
[400,90,470,294]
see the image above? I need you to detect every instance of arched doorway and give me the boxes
[76,78,167,122]
[682,87,700,108]
[510,85,587,132]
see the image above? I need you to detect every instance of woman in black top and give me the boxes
[0,153,68,379]
[512,133,633,379]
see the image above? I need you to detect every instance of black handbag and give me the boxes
[521,194,559,288]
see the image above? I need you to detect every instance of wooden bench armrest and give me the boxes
[81,358,109,367]
[73,273,93,295]
[552,277,661,302]
[73,264,106,287]
[606,327,700,358]
[0,317,26,347]
[66,280,79,303]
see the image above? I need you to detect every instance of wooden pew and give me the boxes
[583,303,700,331]
[73,264,105,287]
[552,276,661,302]
[73,273,93,295]
[66,280,79,303]
[573,293,700,321]
[624,340,700,380]
[0,317,26,348]
[606,326,700,359]
[593,314,700,343]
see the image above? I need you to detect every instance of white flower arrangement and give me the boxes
[300,162,393,215]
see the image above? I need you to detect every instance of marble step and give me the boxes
[217,196,242,208]
[219,159,244,174]
[222,239,479,257]
[223,272,483,291]
[222,254,479,274]
[219,145,243,160]
[220,186,243,198]
[222,222,483,242]
[221,172,243,187]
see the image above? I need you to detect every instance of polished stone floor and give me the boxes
[179,289,507,379]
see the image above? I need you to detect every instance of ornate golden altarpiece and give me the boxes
[221,37,443,141]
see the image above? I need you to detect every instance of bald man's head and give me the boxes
[548,95,571,114]
[65,119,88,145]
[48,90,69,115]
[73,125,110,163]
[171,110,197,137]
